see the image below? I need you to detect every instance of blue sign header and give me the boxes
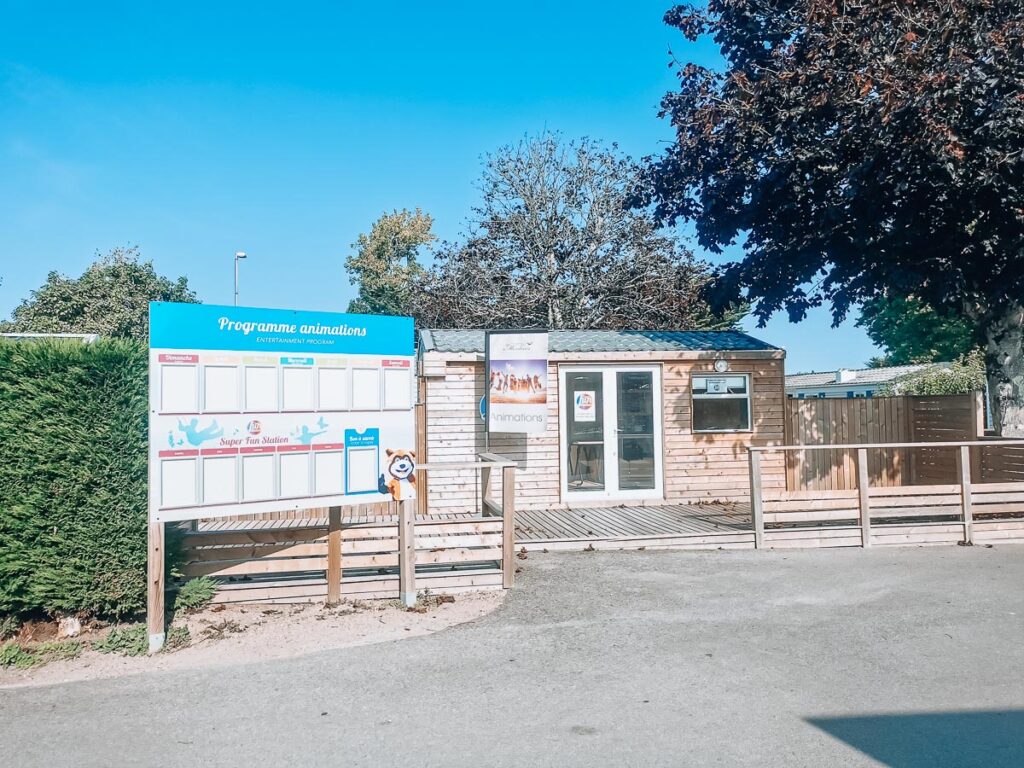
[149,302,414,356]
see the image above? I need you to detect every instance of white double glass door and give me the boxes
[560,365,663,501]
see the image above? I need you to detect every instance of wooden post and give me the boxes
[857,448,872,547]
[326,506,342,605]
[908,399,919,485]
[748,450,764,549]
[959,445,974,545]
[971,392,985,480]
[397,499,416,607]
[502,464,516,588]
[147,521,165,653]
[973,390,985,437]
[416,467,427,517]
[415,398,428,517]
[481,464,493,515]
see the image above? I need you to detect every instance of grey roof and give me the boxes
[420,329,779,354]
[785,363,947,389]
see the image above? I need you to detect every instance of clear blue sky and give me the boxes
[0,0,879,372]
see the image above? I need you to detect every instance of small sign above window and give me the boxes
[692,376,748,396]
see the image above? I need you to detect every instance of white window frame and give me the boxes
[557,364,664,503]
[691,373,752,434]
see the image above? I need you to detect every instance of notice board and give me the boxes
[148,302,416,522]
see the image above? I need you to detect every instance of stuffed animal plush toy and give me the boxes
[378,448,416,501]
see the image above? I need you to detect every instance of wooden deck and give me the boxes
[515,503,755,551]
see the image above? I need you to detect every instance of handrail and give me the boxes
[750,439,1024,453]
[417,457,517,471]
[478,451,519,466]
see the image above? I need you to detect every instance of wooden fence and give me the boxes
[178,511,510,604]
[783,394,984,491]
[149,455,516,646]
[749,440,1024,550]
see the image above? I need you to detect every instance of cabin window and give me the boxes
[692,375,751,432]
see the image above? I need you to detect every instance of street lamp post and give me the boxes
[234,251,247,306]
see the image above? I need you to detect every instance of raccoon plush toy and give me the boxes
[378,448,416,501]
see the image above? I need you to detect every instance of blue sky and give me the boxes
[0,1,878,372]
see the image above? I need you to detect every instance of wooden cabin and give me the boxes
[418,329,787,515]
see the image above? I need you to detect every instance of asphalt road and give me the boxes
[3,547,1024,767]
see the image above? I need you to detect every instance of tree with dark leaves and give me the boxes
[648,1,1024,434]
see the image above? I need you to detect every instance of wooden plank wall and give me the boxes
[907,395,982,485]
[981,443,1024,483]
[783,394,982,491]
[421,354,786,513]
[421,360,560,514]
[783,397,910,491]
[664,359,786,502]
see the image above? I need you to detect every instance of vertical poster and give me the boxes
[485,330,549,434]
[148,302,417,523]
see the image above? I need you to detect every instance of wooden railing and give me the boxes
[417,452,518,590]
[151,454,518,650]
[748,440,1024,550]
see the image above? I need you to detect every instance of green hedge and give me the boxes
[0,339,150,618]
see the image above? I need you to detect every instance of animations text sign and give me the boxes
[485,330,549,434]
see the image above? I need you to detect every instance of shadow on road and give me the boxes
[808,709,1024,767]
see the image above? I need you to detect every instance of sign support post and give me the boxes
[327,505,343,604]
[147,521,165,652]
[397,499,417,607]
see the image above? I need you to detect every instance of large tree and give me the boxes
[1,246,197,339]
[345,209,433,316]
[858,293,975,366]
[648,1,1024,433]
[413,134,744,330]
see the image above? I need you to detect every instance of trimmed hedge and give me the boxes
[0,339,150,618]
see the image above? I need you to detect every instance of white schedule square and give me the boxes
[241,454,276,500]
[282,367,315,411]
[160,458,197,508]
[318,368,348,411]
[351,368,381,410]
[314,451,343,495]
[244,367,278,411]
[346,447,378,493]
[383,368,412,410]
[160,365,198,413]
[279,452,311,498]
[203,366,239,412]
[202,456,237,505]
